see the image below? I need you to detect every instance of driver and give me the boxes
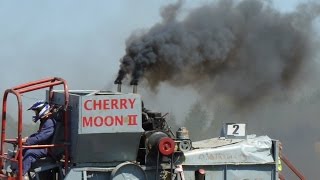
[18,100,56,179]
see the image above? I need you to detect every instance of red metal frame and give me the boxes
[279,144,305,180]
[0,77,70,180]
[280,155,306,180]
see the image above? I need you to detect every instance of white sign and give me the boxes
[226,123,246,137]
[80,93,143,134]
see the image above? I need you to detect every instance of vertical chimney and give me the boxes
[133,85,137,93]
[117,83,122,92]
[130,79,138,93]
[114,79,122,93]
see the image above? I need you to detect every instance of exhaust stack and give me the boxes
[114,79,122,93]
[133,85,137,93]
[130,79,138,93]
[117,83,122,92]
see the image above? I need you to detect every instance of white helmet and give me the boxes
[28,100,50,123]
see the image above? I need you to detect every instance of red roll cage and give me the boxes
[0,77,70,180]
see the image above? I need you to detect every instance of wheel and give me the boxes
[110,162,147,180]
[178,140,192,152]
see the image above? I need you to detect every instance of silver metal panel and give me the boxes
[192,137,243,148]
[181,164,276,180]
[183,136,274,165]
[49,91,81,163]
[182,165,225,180]
[226,165,275,179]
[80,93,143,134]
[65,167,111,180]
[64,168,82,180]
[51,90,144,164]
[69,94,82,163]
[74,133,142,163]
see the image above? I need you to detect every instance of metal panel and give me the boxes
[48,91,81,163]
[51,90,144,164]
[65,167,113,180]
[178,164,276,180]
[80,93,143,134]
[182,165,225,180]
[183,136,274,165]
[64,168,82,180]
[226,165,275,180]
[74,133,142,163]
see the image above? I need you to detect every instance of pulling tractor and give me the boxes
[0,77,305,179]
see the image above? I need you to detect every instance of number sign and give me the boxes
[226,123,246,137]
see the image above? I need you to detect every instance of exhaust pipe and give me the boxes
[130,79,138,93]
[133,85,137,93]
[114,79,122,93]
[117,83,122,92]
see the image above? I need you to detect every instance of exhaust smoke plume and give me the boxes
[113,1,320,178]
[115,0,320,106]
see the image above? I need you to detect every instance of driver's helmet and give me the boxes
[28,100,50,123]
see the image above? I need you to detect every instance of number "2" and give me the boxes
[233,124,239,135]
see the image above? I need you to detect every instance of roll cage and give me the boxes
[0,77,70,180]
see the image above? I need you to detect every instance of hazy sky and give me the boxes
[0,0,311,114]
[0,0,307,89]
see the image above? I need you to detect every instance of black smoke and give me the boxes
[115,0,320,106]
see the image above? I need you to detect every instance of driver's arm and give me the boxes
[25,119,55,145]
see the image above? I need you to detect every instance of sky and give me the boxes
[0,0,319,179]
[0,0,305,89]
[0,0,310,123]
[0,0,308,95]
